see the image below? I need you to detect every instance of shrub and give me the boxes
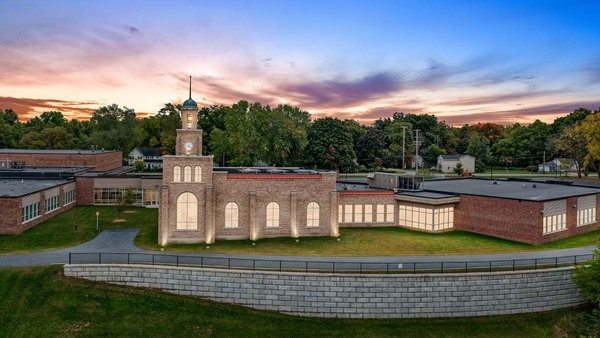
[526,165,539,172]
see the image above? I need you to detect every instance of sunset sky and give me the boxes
[1,0,600,126]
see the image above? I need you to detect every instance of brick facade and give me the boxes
[454,194,600,244]
[0,182,77,235]
[0,150,122,171]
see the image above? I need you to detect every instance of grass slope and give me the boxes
[0,265,576,337]
[2,206,598,256]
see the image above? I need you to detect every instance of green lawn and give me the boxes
[0,206,158,255]
[0,265,583,337]
[2,206,599,256]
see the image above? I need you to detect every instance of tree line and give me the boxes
[1,103,599,176]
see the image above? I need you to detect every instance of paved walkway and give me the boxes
[0,229,596,268]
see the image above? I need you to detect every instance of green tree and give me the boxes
[0,108,22,148]
[115,187,137,219]
[355,128,386,167]
[425,144,446,167]
[580,111,600,177]
[134,160,146,172]
[304,117,356,171]
[89,104,140,156]
[466,132,491,164]
[548,125,587,177]
[453,162,464,175]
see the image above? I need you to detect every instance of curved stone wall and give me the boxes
[64,264,586,318]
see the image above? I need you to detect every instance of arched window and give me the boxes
[173,166,181,182]
[225,202,239,228]
[194,166,202,182]
[266,202,279,227]
[306,202,320,227]
[184,166,192,182]
[176,192,197,230]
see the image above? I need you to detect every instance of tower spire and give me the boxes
[189,75,192,99]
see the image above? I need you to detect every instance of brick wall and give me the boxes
[455,194,599,244]
[0,151,122,171]
[0,183,77,234]
[338,192,397,227]
[75,177,95,205]
[64,264,587,319]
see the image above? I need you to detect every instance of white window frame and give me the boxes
[225,202,239,228]
[306,202,320,227]
[266,202,280,228]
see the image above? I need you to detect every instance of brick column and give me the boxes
[205,185,215,244]
[290,191,298,238]
[330,191,339,237]
[249,191,257,241]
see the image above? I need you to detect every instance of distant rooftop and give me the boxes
[0,149,118,155]
[0,178,74,197]
[424,178,599,201]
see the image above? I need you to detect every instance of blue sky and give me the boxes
[1,0,599,125]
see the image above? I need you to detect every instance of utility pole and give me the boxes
[415,129,420,173]
[542,151,546,175]
[402,126,407,170]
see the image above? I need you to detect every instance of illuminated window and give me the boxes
[225,202,239,228]
[176,192,197,230]
[338,205,343,223]
[173,166,181,182]
[364,205,373,222]
[266,202,279,227]
[194,166,202,182]
[306,202,320,227]
[184,166,192,182]
[543,200,567,234]
[344,205,353,223]
[354,205,363,223]
[376,204,385,222]
[577,195,597,227]
[385,204,394,222]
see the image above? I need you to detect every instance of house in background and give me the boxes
[127,147,163,170]
[538,158,578,173]
[437,155,476,173]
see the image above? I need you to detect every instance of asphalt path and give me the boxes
[0,229,596,272]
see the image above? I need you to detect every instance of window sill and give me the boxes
[174,229,199,232]
[577,221,596,227]
[542,228,568,236]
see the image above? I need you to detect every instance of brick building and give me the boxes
[0,149,122,171]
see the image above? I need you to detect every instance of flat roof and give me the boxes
[0,149,118,155]
[336,182,384,192]
[424,178,600,201]
[0,178,74,197]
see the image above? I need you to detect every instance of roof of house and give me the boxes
[439,155,462,161]
[0,178,74,197]
[0,149,117,155]
[131,147,162,157]
[423,178,599,201]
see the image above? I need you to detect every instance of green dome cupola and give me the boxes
[182,76,198,111]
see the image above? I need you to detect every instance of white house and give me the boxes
[437,154,476,173]
[538,158,578,173]
[127,147,163,170]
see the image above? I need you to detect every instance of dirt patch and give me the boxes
[123,210,137,214]
[112,219,127,223]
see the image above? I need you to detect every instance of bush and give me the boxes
[474,159,485,173]
[526,165,539,172]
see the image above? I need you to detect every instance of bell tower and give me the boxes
[176,76,203,156]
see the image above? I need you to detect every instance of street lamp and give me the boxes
[96,211,100,230]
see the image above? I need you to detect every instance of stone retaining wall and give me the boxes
[64,264,586,318]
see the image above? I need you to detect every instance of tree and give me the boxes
[134,160,145,172]
[453,162,464,175]
[574,244,600,306]
[425,144,446,167]
[304,117,356,171]
[548,125,587,177]
[355,128,386,167]
[580,111,600,177]
[466,132,491,164]
[89,104,140,156]
[115,188,136,219]
[0,108,23,148]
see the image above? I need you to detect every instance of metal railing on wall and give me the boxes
[68,252,595,274]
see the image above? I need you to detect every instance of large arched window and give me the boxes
[176,192,197,230]
[184,166,192,182]
[306,202,320,227]
[173,166,181,182]
[266,202,280,227]
[194,166,202,182]
[225,202,239,228]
